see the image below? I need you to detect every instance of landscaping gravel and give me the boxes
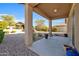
[0,33,39,56]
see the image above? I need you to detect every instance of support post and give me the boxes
[25,4,33,47]
[49,20,52,37]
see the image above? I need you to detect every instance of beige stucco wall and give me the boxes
[74,4,79,51]
[68,4,79,51]
[67,12,73,39]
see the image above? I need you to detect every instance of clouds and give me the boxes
[15,19,25,23]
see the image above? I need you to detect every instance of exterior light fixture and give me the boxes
[54,9,57,13]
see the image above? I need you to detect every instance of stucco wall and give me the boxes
[74,4,79,51]
[68,4,79,51]
[67,11,73,39]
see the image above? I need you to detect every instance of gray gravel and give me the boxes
[0,33,39,56]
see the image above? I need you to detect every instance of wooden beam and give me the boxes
[29,3,40,8]
[33,3,40,7]
[69,3,75,17]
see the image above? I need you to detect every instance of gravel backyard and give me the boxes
[0,33,39,56]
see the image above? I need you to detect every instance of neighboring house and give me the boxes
[16,22,24,31]
[53,24,67,32]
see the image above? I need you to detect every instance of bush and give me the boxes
[4,31,9,33]
[52,27,58,32]
[35,26,40,31]
[4,29,9,34]
[41,26,48,31]
[35,25,48,31]
[0,30,5,44]
[11,30,16,33]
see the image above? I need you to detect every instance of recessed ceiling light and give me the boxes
[54,9,57,13]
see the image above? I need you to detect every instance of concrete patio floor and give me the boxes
[31,36,72,56]
[0,33,38,56]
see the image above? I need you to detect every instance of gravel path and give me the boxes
[0,33,39,56]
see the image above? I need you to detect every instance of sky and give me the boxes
[33,12,65,26]
[0,3,24,23]
[0,3,65,26]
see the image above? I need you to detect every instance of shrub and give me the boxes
[4,31,9,33]
[41,26,48,31]
[35,25,48,31]
[35,26,41,31]
[4,29,9,34]
[11,30,16,33]
[0,30,5,44]
[52,27,58,32]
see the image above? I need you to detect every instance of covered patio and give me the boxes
[25,3,79,56]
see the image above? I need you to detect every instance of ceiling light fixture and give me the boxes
[54,9,57,13]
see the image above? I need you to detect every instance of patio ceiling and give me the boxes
[29,3,73,20]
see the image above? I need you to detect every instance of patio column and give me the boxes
[49,20,52,37]
[25,4,33,47]
[65,18,68,24]
[65,18,68,33]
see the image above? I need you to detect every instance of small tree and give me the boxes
[35,25,48,31]
[1,15,15,26]
[52,27,58,32]
[35,19,45,26]
[35,19,47,31]
[41,25,48,31]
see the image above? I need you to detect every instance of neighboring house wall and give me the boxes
[57,25,67,32]
[53,24,67,32]
[61,26,67,32]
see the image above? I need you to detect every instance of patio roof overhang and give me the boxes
[29,3,73,20]
[25,3,74,47]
